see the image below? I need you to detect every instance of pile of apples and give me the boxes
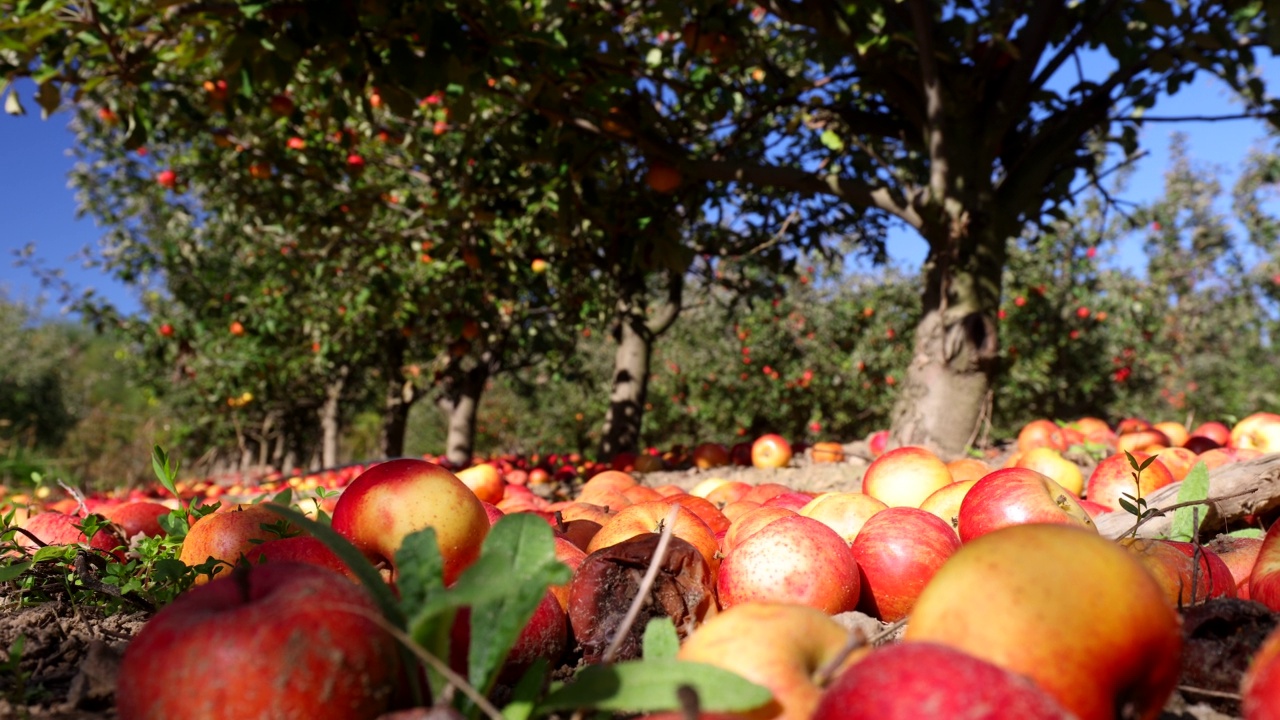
[7,412,1280,719]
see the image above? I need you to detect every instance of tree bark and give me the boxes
[379,334,417,458]
[436,360,491,468]
[889,217,1004,460]
[600,271,683,459]
[318,364,349,468]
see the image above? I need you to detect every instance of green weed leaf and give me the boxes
[538,660,772,714]
[642,617,680,660]
[1168,462,1210,542]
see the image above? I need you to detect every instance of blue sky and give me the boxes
[2,57,1279,320]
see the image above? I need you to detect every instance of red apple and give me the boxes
[455,462,505,505]
[116,562,400,719]
[957,467,1095,542]
[866,429,890,457]
[751,434,793,469]
[452,589,567,683]
[1206,534,1263,600]
[813,642,1074,720]
[243,535,358,581]
[905,524,1183,720]
[691,442,731,469]
[1017,419,1068,453]
[717,514,860,614]
[101,501,171,539]
[179,504,296,583]
[1117,538,1235,607]
[860,446,953,509]
[155,169,178,188]
[850,507,960,622]
[1190,421,1231,447]
[1084,451,1175,512]
[722,506,797,554]
[943,458,991,484]
[1249,520,1280,611]
[330,459,489,585]
[1242,620,1280,720]
[17,512,125,560]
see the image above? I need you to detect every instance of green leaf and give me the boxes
[642,617,679,660]
[1227,528,1266,539]
[32,545,74,563]
[538,660,773,714]
[1168,462,1210,542]
[820,130,844,152]
[396,527,447,632]
[503,658,549,720]
[0,561,33,582]
[1118,495,1139,516]
[461,514,572,699]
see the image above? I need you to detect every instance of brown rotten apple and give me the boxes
[116,562,400,720]
[331,459,489,585]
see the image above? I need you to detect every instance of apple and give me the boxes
[751,434,793,469]
[1117,417,1153,434]
[646,160,682,193]
[705,480,752,508]
[860,446,953,508]
[155,169,178,189]
[1207,534,1263,600]
[101,501,171,539]
[761,491,815,513]
[1249,519,1280,611]
[722,505,797,554]
[1184,435,1222,454]
[623,484,665,503]
[1085,451,1175,512]
[1151,446,1198,482]
[1231,412,1280,453]
[1016,419,1068,453]
[741,482,793,504]
[692,442,731,469]
[530,258,549,274]
[268,93,294,116]
[798,491,888,544]
[721,499,762,523]
[812,642,1074,720]
[943,457,991,484]
[179,504,296,583]
[158,323,175,338]
[717,514,860,614]
[116,562,401,719]
[850,507,960,622]
[866,429,890,457]
[330,459,489,585]
[729,441,755,466]
[633,454,665,473]
[667,494,731,535]
[1242,620,1280,720]
[1116,429,1171,454]
[957,467,1095,542]
[810,442,845,464]
[1117,538,1234,606]
[1072,417,1117,446]
[17,512,125,560]
[917,479,977,533]
[689,477,732,499]
[243,535,358,582]
[677,603,863,720]
[346,153,366,172]
[455,463,505,504]
[905,524,1183,720]
[1015,447,1084,496]
[1190,421,1231,447]
[1152,421,1190,448]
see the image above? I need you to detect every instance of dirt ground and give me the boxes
[0,442,1274,719]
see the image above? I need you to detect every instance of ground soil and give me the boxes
[0,442,1273,718]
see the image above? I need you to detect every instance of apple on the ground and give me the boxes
[860,446,953,509]
[957,467,1095,542]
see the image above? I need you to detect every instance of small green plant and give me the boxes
[0,633,45,710]
[1119,451,1164,538]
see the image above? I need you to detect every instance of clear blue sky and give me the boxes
[3,57,1279,320]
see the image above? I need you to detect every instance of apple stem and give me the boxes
[677,684,700,720]
[600,504,681,665]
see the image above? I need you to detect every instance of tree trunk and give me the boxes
[890,221,1004,460]
[599,271,684,459]
[436,361,491,468]
[379,335,417,459]
[319,365,349,468]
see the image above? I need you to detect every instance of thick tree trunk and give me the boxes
[319,365,349,468]
[600,272,684,459]
[379,335,417,459]
[436,361,491,468]
[600,317,653,459]
[890,221,1004,460]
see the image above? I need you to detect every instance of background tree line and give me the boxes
[4,0,1280,483]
